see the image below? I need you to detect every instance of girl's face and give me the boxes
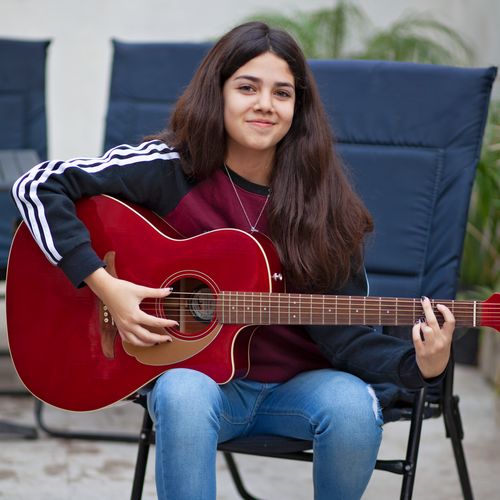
[222,51,295,163]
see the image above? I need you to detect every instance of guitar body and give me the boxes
[6,195,284,411]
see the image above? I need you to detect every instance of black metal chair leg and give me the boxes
[442,395,474,500]
[130,410,154,500]
[222,452,261,500]
[399,387,427,500]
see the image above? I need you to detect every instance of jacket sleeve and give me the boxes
[305,268,438,390]
[11,140,188,287]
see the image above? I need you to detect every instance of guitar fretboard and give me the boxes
[217,293,480,327]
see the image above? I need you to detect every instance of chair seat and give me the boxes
[218,435,313,456]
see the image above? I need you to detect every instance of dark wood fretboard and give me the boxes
[217,293,480,327]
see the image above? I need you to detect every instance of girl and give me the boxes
[13,22,454,500]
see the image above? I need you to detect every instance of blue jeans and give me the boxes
[147,368,383,500]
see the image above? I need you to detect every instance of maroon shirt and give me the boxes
[165,168,330,381]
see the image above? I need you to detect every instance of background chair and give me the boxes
[120,55,494,500]
[33,40,212,441]
[0,38,49,275]
[0,37,50,439]
[103,39,212,151]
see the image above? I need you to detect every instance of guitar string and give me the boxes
[138,292,491,305]
[135,302,498,318]
[136,304,497,315]
[136,303,496,314]
[136,295,495,310]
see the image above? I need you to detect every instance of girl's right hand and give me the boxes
[85,267,177,347]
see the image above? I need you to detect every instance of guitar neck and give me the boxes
[218,293,482,327]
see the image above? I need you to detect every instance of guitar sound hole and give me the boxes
[163,278,216,335]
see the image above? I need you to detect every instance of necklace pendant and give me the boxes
[224,164,269,235]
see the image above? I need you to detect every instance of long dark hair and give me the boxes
[154,21,373,291]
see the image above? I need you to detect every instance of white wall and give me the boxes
[1,0,498,159]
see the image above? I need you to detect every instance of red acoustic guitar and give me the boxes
[6,195,500,412]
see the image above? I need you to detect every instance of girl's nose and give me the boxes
[253,91,273,112]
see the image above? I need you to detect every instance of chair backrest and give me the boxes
[0,38,50,160]
[309,61,496,301]
[0,38,49,273]
[103,40,212,151]
[103,42,496,301]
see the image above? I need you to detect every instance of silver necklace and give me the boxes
[224,164,270,233]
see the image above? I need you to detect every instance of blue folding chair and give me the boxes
[33,40,213,442]
[0,38,49,274]
[0,37,49,437]
[124,56,496,500]
[103,40,212,151]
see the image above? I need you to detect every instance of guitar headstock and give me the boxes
[480,293,500,333]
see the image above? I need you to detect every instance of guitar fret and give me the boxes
[243,292,246,324]
[310,294,313,324]
[299,295,302,323]
[237,292,241,323]
[277,293,281,324]
[259,292,262,325]
[268,293,271,324]
[220,292,224,323]
[291,294,299,323]
[288,293,290,324]
[350,296,364,324]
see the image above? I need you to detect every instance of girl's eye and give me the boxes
[275,89,292,98]
[238,85,255,93]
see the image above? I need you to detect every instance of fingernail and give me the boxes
[166,287,174,292]
[421,296,428,302]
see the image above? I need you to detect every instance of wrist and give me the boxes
[84,267,114,298]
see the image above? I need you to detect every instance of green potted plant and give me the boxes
[247,1,473,64]
[459,101,500,383]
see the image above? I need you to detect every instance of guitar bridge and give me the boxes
[98,251,119,359]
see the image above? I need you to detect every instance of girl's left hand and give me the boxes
[412,296,455,379]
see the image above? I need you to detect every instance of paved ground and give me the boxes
[1,282,499,499]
